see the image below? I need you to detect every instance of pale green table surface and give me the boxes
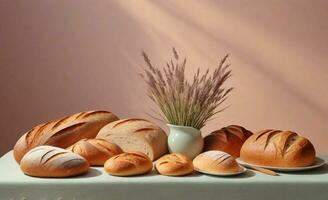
[0,151,328,200]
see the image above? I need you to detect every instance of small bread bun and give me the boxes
[193,151,241,174]
[240,130,316,167]
[155,153,193,176]
[104,152,152,176]
[67,139,123,166]
[204,125,253,157]
[20,145,89,178]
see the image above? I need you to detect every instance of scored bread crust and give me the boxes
[155,153,193,176]
[104,152,153,176]
[14,110,119,163]
[204,125,253,157]
[240,130,316,167]
[193,150,241,174]
[96,119,168,161]
[67,138,123,166]
[20,145,89,178]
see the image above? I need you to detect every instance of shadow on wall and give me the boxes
[115,0,328,152]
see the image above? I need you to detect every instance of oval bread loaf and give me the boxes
[67,139,123,166]
[155,153,193,176]
[20,145,89,177]
[104,152,153,176]
[14,110,118,163]
[204,125,253,157]
[193,151,241,174]
[97,119,167,161]
[240,130,316,167]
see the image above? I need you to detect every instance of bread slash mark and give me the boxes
[75,112,87,119]
[216,154,230,165]
[282,132,298,155]
[113,119,148,128]
[255,130,275,141]
[27,122,51,146]
[81,111,111,119]
[264,130,281,150]
[48,122,87,141]
[52,115,72,130]
[94,141,113,153]
[134,128,154,133]
[25,127,38,146]
[42,152,67,165]
[39,149,56,164]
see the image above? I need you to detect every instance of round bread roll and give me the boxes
[204,125,253,157]
[193,151,241,174]
[14,110,119,163]
[20,145,89,178]
[67,139,123,166]
[97,118,167,161]
[155,153,193,176]
[240,130,316,167]
[104,152,153,176]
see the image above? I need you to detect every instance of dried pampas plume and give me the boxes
[140,48,233,130]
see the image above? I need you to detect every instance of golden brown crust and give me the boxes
[13,110,119,163]
[104,152,153,176]
[20,146,89,178]
[155,153,193,176]
[240,130,316,167]
[67,139,123,166]
[204,125,253,157]
[97,119,167,161]
[193,151,241,174]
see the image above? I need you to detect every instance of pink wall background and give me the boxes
[1,0,327,156]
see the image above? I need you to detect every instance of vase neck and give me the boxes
[167,124,201,136]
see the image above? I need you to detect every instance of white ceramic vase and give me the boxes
[167,124,204,159]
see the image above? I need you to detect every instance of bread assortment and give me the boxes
[97,118,168,161]
[20,145,89,177]
[240,129,316,167]
[204,125,253,157]
[104,152,153,176]
[155,153,193,176]
[12,110,318,178]
[14,110,119,163]
[67,139,123,166]
[193,151,242,174]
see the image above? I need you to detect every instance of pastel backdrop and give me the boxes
[0,0,327,156]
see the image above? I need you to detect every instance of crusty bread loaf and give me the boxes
[204,125,252,157]
[97,119,167,161]
[193,151,241,174]
[14,110,119,163]
[67,138,123,166]
[155,153,193,176]
[20,145,89,177]
[104,152,153,176]
[240,130,316,167]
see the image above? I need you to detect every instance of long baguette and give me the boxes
[14,110,118,163]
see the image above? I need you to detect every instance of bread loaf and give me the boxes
[97,119,167,161]
[240,130,316,167]
[204,125,252,157]
[155,153,193,176]
[20,145,89,177]
[104,152,153,176]
[67,139,123,166]
[14,110,118,163]
[193,151,241,174]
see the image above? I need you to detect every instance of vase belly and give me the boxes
[167,124,204,159]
